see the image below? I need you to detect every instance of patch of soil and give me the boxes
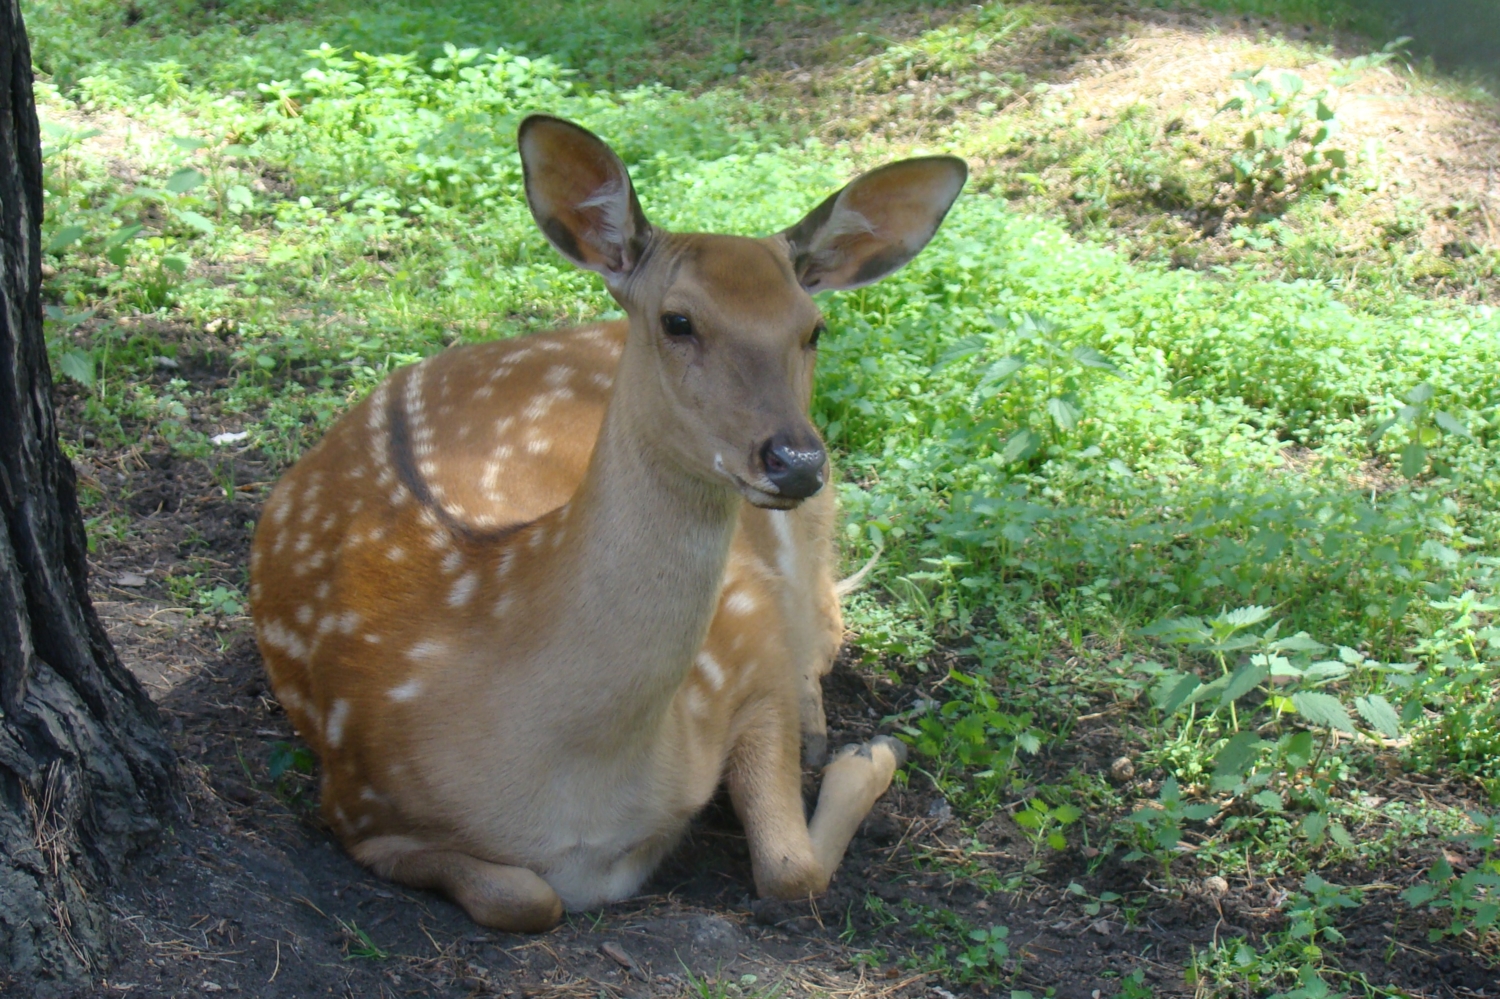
[25,333,1495,999]
[756,3,1500,301]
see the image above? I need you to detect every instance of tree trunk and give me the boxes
[0,0,175,981]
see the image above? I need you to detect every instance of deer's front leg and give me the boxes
[728,695,905,899]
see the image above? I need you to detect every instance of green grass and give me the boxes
[26,0,1500,991]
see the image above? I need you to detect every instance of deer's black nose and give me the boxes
[759,434,826,499]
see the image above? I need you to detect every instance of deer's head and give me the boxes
[519,115,966,509]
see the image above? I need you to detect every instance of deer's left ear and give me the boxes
[780,156,967,293]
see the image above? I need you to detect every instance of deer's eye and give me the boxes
[661,312,694,338]
[809,321,826,348]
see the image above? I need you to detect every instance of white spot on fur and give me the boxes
[296,605,314,625]
[387,678,424,702]
[386,546,405,561]
[725,590,758,615]
[407,639,447,661]
[448,571,479,607]
[326,699,351,748]
[442,550,463,574]
[695,652,726,691]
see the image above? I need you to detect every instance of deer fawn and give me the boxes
[250,115,965,931]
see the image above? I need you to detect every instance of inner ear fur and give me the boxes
[518,115,652,280]
[781,156,968,293]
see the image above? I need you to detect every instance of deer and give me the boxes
[249,114,966,932]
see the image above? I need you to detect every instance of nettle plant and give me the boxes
[1369,380,1476,479]
[1137,605,1410,742]
[934,311,1123,468]
[1218,68,1347,203]
[1403,810,1500,942]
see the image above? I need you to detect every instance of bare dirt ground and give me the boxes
[759,3,1500,299]
[22,333,1493,999]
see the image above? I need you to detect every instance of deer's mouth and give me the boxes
[715,454,804,510]
[736,479,803,510]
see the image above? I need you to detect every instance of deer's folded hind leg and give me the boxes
[728,695,904,900]
[354,837,563,932]
[806,737,905,877]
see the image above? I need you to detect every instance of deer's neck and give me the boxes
[524,358,739,743]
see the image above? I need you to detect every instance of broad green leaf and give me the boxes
[1218,660,1266,708]
[998,428,1037,464]
[105,224,143,247]
[1069,345,1120,374]
[226,184,254,211]
[1159,776,1182,805]
[47,224,86,253]
[175,209,216,234]
[1153,672,1201,714]
[1400,442,1426,478]
[1303,660,1351,682]
[1285,730,1316,767]
[978,355,1026,387]
[1354,694,1401,738]
[1182,803,1219,821]
[1224,605,1272,629]
[932,334,986,371]
[1404,381,1435,405]
[1213,731,1265,781]
[161,254,191,275]
[1053,804,1083,825]
[1140,615,1209,643]
[1303,810,1328,843]
[1292,691,1356,733]
[1402,884,1439,906]
[1046,396,1080,431]
[57,350,95,388]
[1253,790,1284,811]
[1181,674,1229,707]
[170,136,208,151]
[166,167,206,194]
[1368,416,1399,443]
[1433,410,1474,440]
[1270,632,1327,653]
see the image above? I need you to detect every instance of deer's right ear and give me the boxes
[519,115,651,282]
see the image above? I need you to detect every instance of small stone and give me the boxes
[1204,875,1230,896]
[117,573,147,587]
[1109,756,1135,783]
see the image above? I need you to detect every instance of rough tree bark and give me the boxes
[1,0,175,981]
